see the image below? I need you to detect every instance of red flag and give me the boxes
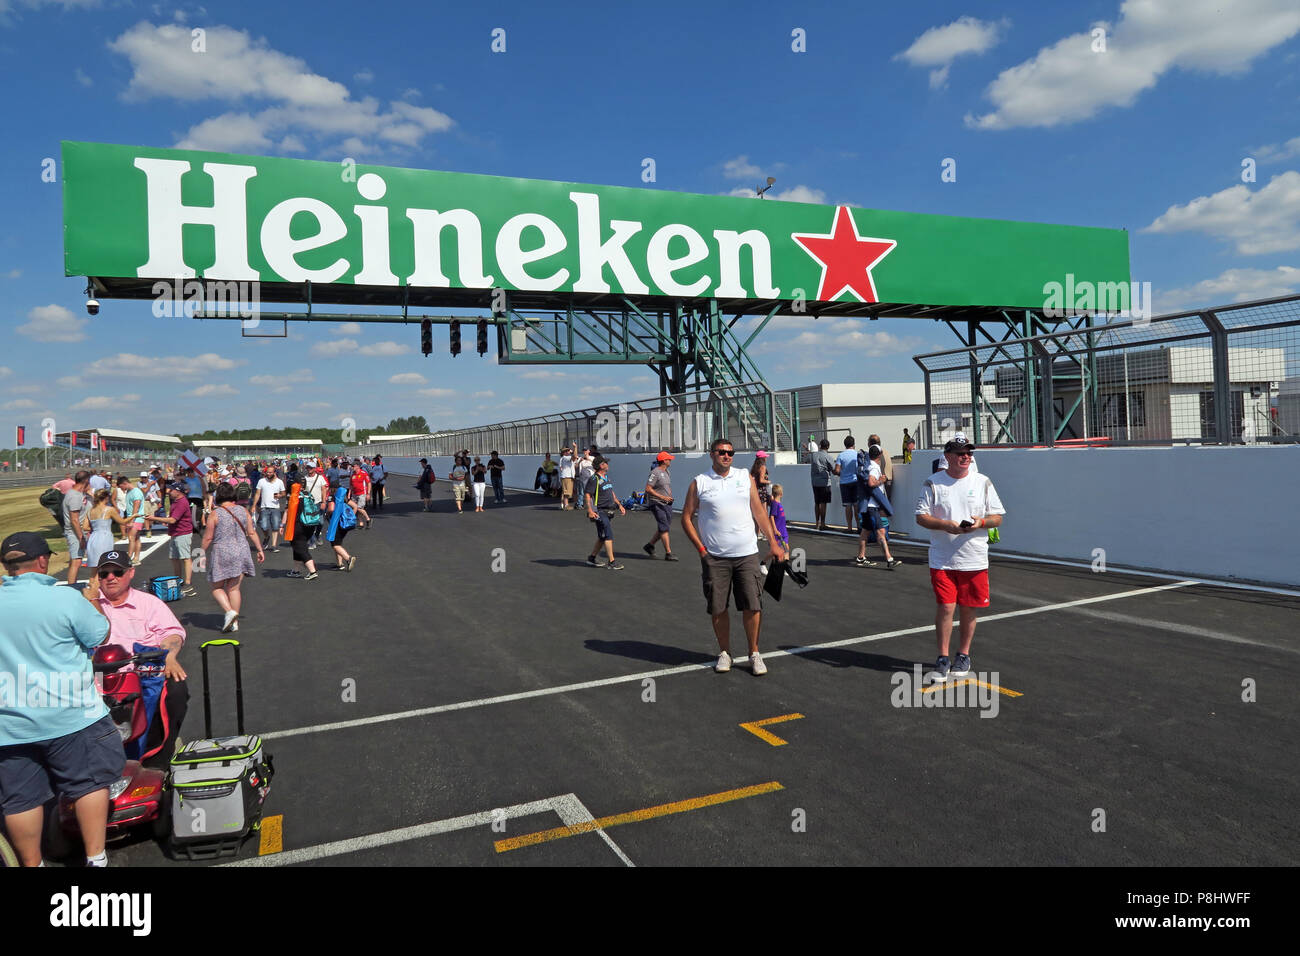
[70,431,77,448]
[15,425,24,447]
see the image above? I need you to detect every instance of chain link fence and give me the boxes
[913,294,1300,447]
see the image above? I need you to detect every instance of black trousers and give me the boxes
[369,481,385,511]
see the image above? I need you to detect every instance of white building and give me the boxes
[790,382,1008,454]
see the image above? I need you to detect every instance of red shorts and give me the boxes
[930,568,990,608]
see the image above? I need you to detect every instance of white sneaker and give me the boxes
[750,651,768,676]
[222,610,238,633]
[715,651,732,673]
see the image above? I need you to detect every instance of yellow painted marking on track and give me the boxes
[921,678,1023,698]
[738,712,806,746]
[258,814,283,855]
[494,781,783,853]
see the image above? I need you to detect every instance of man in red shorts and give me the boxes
[914,437,1005,682]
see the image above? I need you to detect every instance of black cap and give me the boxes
[2,531,52,563]
[169,481,188,493]
[96,549,131,570]
[944,438,976,453]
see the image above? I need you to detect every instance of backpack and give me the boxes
[300,492,323,527]
[40,487,66,528]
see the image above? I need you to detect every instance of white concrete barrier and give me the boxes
[384,445,1300,586]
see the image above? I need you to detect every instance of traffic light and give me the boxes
[420,318,432,356]
[449,320,461,356]
[476,319,489,356]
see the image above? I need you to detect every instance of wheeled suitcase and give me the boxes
[169,639,274,860]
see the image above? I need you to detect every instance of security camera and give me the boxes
[86,299,100,316]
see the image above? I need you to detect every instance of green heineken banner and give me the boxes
[63,141,1129,310]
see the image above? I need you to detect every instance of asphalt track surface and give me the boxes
[97,480,1297,867]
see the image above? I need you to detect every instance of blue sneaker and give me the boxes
[952,653,971,677]
[930,656,950,683]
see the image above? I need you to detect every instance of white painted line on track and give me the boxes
[262,580,1196,742]
[224,792,630,867]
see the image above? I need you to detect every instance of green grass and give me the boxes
[0,485,70,575]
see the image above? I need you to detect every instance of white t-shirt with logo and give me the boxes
[692,468,757,558]
[257,477,286,509]
[915,470,1005,570]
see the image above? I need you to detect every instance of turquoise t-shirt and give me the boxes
[125,486,145,519]
[0,573,109,745]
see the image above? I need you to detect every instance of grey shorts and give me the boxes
[701,552,763,615]
[168,535,193,560]
[0,714,126,815]
[64,528,84,561]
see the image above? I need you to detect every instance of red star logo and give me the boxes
[792,206,897,303]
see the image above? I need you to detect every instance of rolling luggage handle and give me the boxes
[199,639,244,738]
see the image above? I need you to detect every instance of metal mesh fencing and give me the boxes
[913,295,1300,447]
[347,381,796,459]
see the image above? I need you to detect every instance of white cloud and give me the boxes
[334,322,362,334]
[389,372,428,385]
[401,87,421,100]
[1253,137,1300,163]
[107,22,454,154]
[967,0,1300,130]
[71,394,141,410]
[0,0,99,20]
[190,383,238,397]
[250,368,314,386]
[310,338,358,357]
[4,269,21,279]
[353,68,373,83]
[357,341,409,357]
[418,387,455,398]
[756,319,922,365]
[726,184,827,204]
[0,366,10,377]
[722,155,763,180]
[579,385,624,396]
[1157,265,1300,311]
[895,16,1007,89]
[1,398,38,410]
[299,401,330,410]
[81,352,245,379]
[472,390,495,399]
[1143,171,1300,255]
[74,66,93,86]
[17,304,88,343]
[520,370,570,380]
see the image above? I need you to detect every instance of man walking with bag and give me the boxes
[681,438,786,676]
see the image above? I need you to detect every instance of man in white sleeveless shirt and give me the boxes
[681,437,786,676]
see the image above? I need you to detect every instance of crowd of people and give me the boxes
[3,433,1005,866]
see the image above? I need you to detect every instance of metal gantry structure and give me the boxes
[913,294,1300,447]
[197,286,801,451]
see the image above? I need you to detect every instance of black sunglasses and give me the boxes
[97,568,129,579]
[713,449,735,457]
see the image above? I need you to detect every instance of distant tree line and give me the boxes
[178,415,430,445]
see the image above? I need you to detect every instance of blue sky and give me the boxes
[2,0,1298,440]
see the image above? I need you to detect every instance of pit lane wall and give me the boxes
[384,445,1300,588]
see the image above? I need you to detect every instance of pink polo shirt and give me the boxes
[96,587,186,657]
